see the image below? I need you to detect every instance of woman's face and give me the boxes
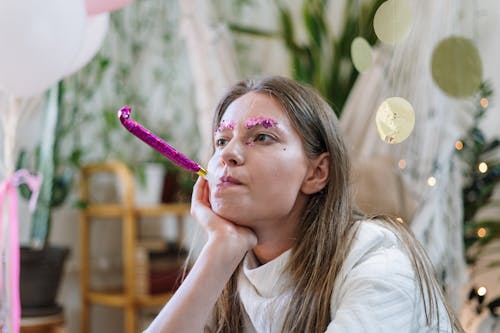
[207,91,311,229]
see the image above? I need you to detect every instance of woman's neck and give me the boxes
[252,242,293,265]
[251,223,297,264]
[249,193,306,264]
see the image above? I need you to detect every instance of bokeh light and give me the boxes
[478,162,488,173]
[398,159,407,169]
[477,227,487,238]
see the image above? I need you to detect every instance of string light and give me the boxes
[477,286,487,297]
[398,159,407,169]
[427,176,436,186]
[477,227,487,238]
[478,162,488,173]
[455,140,463,150]
[480,98,489,108]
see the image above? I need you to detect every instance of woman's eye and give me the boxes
[254,133,274,143]
[215,138,228,147]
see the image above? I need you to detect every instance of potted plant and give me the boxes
[16,47,118,313]
[16,83,72,316]
[16,52,111,313]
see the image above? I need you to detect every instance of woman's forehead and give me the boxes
[220,91,289,124]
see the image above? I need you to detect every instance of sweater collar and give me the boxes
[241,249,292,298]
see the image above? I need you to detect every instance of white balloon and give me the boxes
[65,13,110,77]
[0,0,86,98]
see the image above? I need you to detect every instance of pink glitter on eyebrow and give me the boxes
[216,119,236,132]
[244,116,278,129]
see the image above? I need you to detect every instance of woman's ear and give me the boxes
[301,152,329,195]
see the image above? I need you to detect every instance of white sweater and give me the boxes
[235,221,454,333]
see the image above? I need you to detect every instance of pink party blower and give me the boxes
[118,106,208,178]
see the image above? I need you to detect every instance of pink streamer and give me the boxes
[0,169,42,333]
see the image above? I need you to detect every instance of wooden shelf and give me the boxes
[136,293,174,307]
[137,203,190,216]
[87,291,126,307]
[86,290,173,308]
[79,161,189,333]
[84,203,190,218]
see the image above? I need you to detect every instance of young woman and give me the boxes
[145,76,464,332]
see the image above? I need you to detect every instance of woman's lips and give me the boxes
[217,175,243,188]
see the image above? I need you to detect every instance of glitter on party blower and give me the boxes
[118,106,208,178]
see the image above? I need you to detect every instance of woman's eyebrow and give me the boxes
[215,119,236,132]
[244,116,278,129]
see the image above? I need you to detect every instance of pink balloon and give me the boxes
[85,0,133,16]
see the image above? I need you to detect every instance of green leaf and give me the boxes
[50,169,73,207]
[278,6,296,50]
[69,149,84,167]
[72,200,88,210]
[302,0,327,49]
[30,84,59,248]
[483,139,500,153]
[228,24,278,38]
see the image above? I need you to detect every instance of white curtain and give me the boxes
[179,0,239,163]
[340,0,468,309]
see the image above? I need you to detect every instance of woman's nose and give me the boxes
[220,140,244,166]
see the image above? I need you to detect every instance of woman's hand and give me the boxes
[144,177,257,333]
[191,177,257,255]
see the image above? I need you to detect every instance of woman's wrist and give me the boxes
[204,234,251,267]
[144,232,247,333]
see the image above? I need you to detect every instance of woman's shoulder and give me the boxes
[327,220,454,332]
[349,219,405,258]
[338,219,414,283]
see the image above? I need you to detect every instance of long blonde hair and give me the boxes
[207,76,463,332]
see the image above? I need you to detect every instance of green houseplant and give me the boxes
[13,2,217,322]
[16,0,198,313]
[18,83,77,248]
[17,0,186,247]
[15,25,119,315]
[227,0,384,116]
[16,83,72,314]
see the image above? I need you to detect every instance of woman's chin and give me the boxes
[211,200,252,226]
[212,204,240,221]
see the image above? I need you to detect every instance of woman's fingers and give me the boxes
[190,177,257,250]
[191,178,207,216]
[191,176,204,206]
[191,177,214,228]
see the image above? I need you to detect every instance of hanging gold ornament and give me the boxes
[375,96,415,144]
